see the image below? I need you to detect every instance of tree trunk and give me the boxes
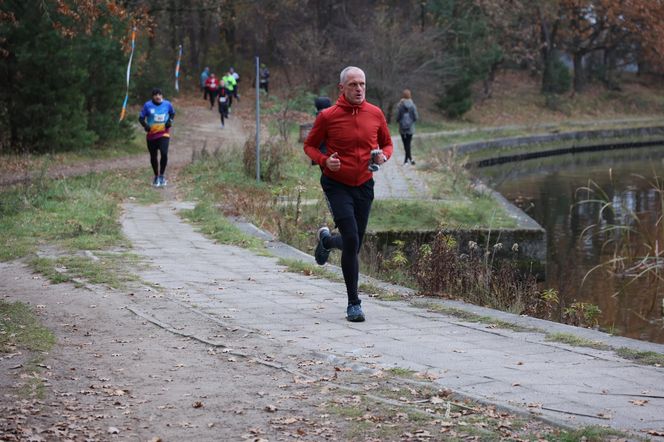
[539,9,556,93]
[572,51,585,92]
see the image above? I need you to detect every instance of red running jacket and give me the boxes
[304,94,393,187]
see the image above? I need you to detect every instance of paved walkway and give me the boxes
[121,197,664,440]
[373,136,431,200]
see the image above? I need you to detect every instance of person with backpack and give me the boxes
[138,88,175,187]
[396,89,419,165]
[259,64,270,94]
[205,73,220,109]
[313,96,331,161]
[217,81,231,128]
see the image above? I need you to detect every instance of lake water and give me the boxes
[476,145,664,344]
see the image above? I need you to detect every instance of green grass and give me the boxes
[615,347,664,366]
[413,301,536,332]
[545,426,631,442]
[29,253,143,289]
[545,332,611,350]
[0,301,55,353]
[0,169,161,262]
[276,258,343,282]
[369,198,517,231]
[0,301,57,399]
[179,202,267,253]
[387,367,417,378]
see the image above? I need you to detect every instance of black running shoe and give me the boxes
[314,227,331,265]
[346,304,365,322]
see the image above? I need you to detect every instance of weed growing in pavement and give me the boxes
[277,258,343,282]
[413,300,537,333]
[545,333,611,350]
[615,347,664,366]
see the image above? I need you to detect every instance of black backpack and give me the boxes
[399,106,413,131]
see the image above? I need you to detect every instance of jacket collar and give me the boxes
[336,94,365,115]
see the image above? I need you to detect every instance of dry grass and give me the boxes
[463,70,664,126]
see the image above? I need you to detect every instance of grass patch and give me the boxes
[615,347,664,366]
[276,258,343,282]
[359,282,404,302]
[413,301,536,332]
[387,367,417,378]
[0,169,160,262]
[545,332,611,350]
[0,301,55,353]
[29,252,143,289]
[180,202,267,253]
[369,198,517,231]
[546,426,631,442]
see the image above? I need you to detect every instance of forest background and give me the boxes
[1,0,664,155]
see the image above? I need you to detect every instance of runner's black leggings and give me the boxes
[147,137,169,176]
[321,175,374,306]
[401,133,413,163]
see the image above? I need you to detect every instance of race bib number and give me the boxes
[154,114,166,123]
[219,96,227,103]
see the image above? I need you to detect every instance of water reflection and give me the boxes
[476,145,664,343]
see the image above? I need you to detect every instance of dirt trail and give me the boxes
[0,100,355,441]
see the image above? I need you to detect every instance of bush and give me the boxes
[436,77,473,119]
[542,57,571,95]
[412,231,542,314]
[242,136,291,183]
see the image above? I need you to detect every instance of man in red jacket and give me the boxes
[304,66,393,322]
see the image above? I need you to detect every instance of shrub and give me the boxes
[243,136,292,183]
[412,231,542,314]
[542,57,571,95]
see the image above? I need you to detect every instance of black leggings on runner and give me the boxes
[147,137,169,176]
[321,175,374,306]
[401,133,413,163]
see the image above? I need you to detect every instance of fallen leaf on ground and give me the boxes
[629,399,648,406]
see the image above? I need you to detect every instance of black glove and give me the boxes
[139,117,149,132]
[165,120,172,128]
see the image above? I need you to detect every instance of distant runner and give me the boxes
[138,88,175,187]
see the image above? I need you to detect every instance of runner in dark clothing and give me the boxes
[217,83,230,127]
[138,88,175,187]
[303,67,393,322]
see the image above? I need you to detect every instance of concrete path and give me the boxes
[373,136,431,200]
[121,199,664,440]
